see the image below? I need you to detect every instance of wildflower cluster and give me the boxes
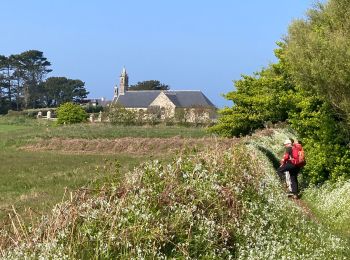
[303,180,350,234]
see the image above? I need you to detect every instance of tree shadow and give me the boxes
[255,145,280,170]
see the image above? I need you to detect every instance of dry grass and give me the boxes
[21,137,240,155]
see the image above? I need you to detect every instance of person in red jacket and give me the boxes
[277,139,300,198]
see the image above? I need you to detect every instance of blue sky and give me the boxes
[1,0,314,107]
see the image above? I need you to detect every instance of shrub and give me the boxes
[56,102,88,125]
[288,94,350,184]
[108,104,137,125]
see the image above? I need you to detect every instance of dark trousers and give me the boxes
[277,163,299,194]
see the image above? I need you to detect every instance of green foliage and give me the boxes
[108,104,138,125]
[56,102,88,125]
[43,77,89,107]
[11,50,52,109]
[211,20,350,183]
[282,0,350,182]
[288,90,350,184]
[108,105,165,126]
[146,105,162,124]
[210,66,294,137]
[285,0,350,125]
[129,80,170,90]
[0,50,88,113]
[0,98,11,114]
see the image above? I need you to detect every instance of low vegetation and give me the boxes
[0,117,208,223]
[107,104,214,127]
[303,180,350,237]
[1,128,349,259]
[21,137,237,156]
[0,118,152,222]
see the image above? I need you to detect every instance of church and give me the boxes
[113,68,217,122]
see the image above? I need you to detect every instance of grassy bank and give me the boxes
[1,128,348,259]
[303,181,350,237]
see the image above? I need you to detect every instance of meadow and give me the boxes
[0,116,349,259]
[0,116,208,222]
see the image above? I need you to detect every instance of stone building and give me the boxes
[113,68,217,122]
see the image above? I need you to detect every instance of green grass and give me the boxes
[2,134,349,259]
[0,117,187,222]
[0,125,28,133]
[37,123,210,139]
[0,147,148,221]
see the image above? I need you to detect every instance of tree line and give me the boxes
[211,0,350,185]
[0,50,88,114]
[129,80,169,91]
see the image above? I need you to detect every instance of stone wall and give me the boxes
[149,92,176,119]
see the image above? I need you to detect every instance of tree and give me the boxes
[209,54,295,137]
[43,77,89,107]
[0,55,16,113]
[12,50,52,108]
[211,39,350,184]
[56,102,88,125]
[287,89,350,183]
[0,50,91,113]
[285,0,350,127]
[282,0,350,183]
[129,80,170,91]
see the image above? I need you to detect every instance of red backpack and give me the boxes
[291,143,306,167]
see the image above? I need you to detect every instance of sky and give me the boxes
[1,0,314,107]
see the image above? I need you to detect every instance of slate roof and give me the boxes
[115,91,160,108]
[114,90,215,108]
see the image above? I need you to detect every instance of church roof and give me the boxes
[116,91,159,108]
[115,90,215,108]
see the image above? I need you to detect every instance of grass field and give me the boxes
[2,127,349,259]
[1,116,349,258]
[0,116,208,222]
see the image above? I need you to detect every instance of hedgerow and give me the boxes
[210,0,350,184]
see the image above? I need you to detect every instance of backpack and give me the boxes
[291,143,306,167]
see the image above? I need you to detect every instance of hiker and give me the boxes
[277,139,300,198]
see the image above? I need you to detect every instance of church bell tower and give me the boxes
[119,67,129,95]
